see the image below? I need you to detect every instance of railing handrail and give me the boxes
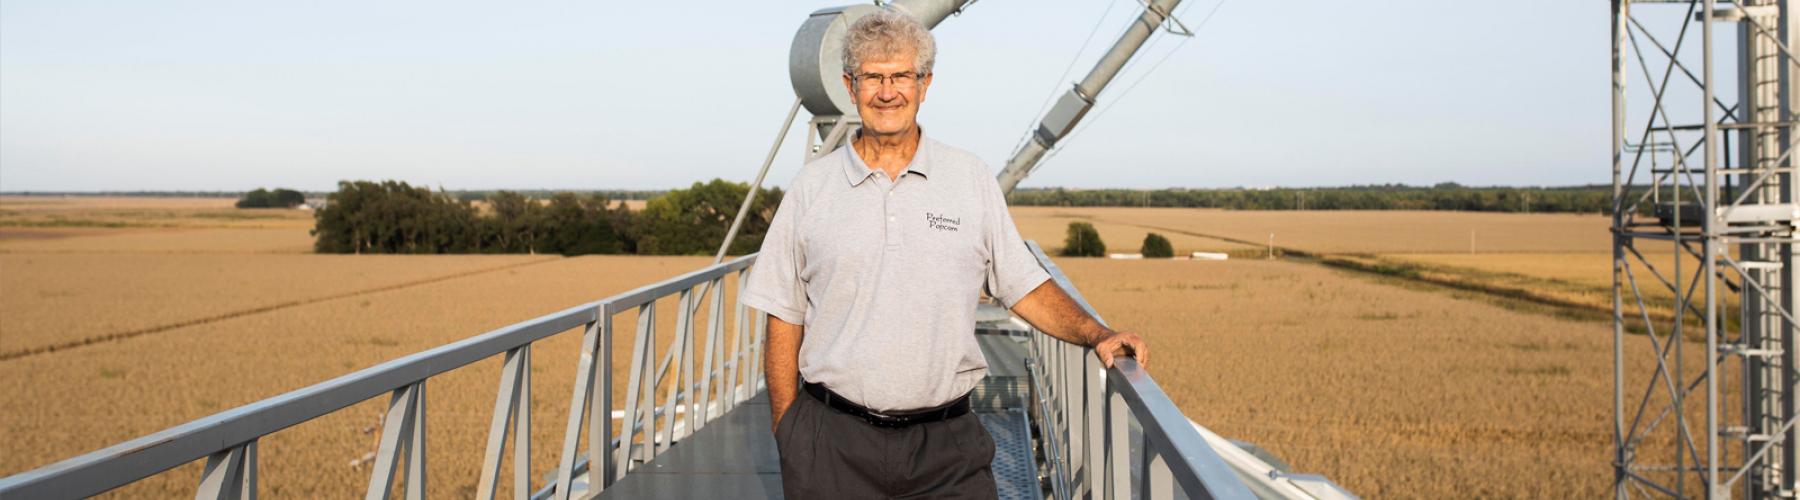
[0,253,758,499]
[1024,241,1256,499]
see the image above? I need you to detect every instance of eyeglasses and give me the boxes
[850,71,924,91]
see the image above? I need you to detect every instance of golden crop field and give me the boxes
[1013,206,1611,254]
[0,196,313,230]
[1056,258,1707,498]
[0,199,1697,498]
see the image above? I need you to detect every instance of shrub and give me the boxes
[1060,221,1106,257]
[236,188,306,208]
[1142,232,1173,258]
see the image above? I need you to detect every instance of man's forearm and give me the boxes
[764,314,804,432]
[1009,281,1110,346]
[1009,280,1151,368]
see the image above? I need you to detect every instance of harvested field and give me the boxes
[1394,251,1695,295]
[0,196,313,230]
[0,227,314,254]
[1054,257,1705,498]
[1012,208,1256,256]
[1014,206,1611,254]
[0,228,316,255]
[0,199,1683,498]
[0,254,558,356]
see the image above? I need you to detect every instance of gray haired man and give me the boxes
[742,10,1149,499]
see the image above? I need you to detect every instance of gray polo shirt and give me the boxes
[742,132,1051,412]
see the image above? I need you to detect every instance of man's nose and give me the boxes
[876,85,901,102]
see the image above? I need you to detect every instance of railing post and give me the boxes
[1084,354,1104,499]
[1058,341,1072,492]
[554,315,602,499]
[196,440,256,500]
[406,383,426,500]
[367,382,425,500]
[681,287,698,438]
[726,270,748,408]
[1144,448,1172,500]
[592,312,615,489]
[661,289,693,449]
[618,303,656,479]
[477,346,530,500]
[1105,386,1129,500]
[698,277,726,428]
[515,346,532,500]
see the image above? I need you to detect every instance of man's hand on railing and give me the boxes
[1009,280,1149,368]
[1091,329,1148,368]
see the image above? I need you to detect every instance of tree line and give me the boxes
[311,179,781,256]
[1009,183,1617,213]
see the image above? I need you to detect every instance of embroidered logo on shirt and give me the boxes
[925,213,961,232]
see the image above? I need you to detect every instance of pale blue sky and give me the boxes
[1,1,1629,192]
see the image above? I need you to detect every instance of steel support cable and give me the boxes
[689,98,803,316]
[1033,0,1226,173]
[1010,0,1124,159]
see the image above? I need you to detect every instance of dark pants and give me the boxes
[774,389,998,499]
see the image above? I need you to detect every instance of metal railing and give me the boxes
[0,253,767,499]
[1023,241,1256,500]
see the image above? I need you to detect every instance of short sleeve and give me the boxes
[741,188,809,325]
[982,177,1052,307]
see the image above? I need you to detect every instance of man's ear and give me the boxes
[842,73,856,101]
[916,73,932,103]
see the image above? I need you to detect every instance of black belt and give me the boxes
[803,382,970,429]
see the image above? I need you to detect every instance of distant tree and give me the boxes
[1141,232,1173,258]
[312,180,474,254]
[485,191,541,253]
[636,179,782,255]
[236,187,306,208]
[536,192,626,255]
[236,189,272,208]
[1060,222,1106,257]
[272,189,306,208]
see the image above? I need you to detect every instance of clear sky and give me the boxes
[0,0,1622,192]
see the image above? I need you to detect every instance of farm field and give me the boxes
[0,198,1689,497]
[1012,206,1613,254]
[1056,258,1701,498]
[0,196,313,230]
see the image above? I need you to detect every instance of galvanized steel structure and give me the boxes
[1612,0,1800,497]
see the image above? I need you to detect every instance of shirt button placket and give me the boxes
[885,185,901,248]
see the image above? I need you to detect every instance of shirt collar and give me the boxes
[841,128,933,187]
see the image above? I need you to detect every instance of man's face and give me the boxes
[842,48,932,137]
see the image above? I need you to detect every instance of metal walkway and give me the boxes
[594,335,1040,500]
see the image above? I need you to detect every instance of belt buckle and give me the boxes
[864,411,906,428]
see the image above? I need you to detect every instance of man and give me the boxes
[741,10,1149,499]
